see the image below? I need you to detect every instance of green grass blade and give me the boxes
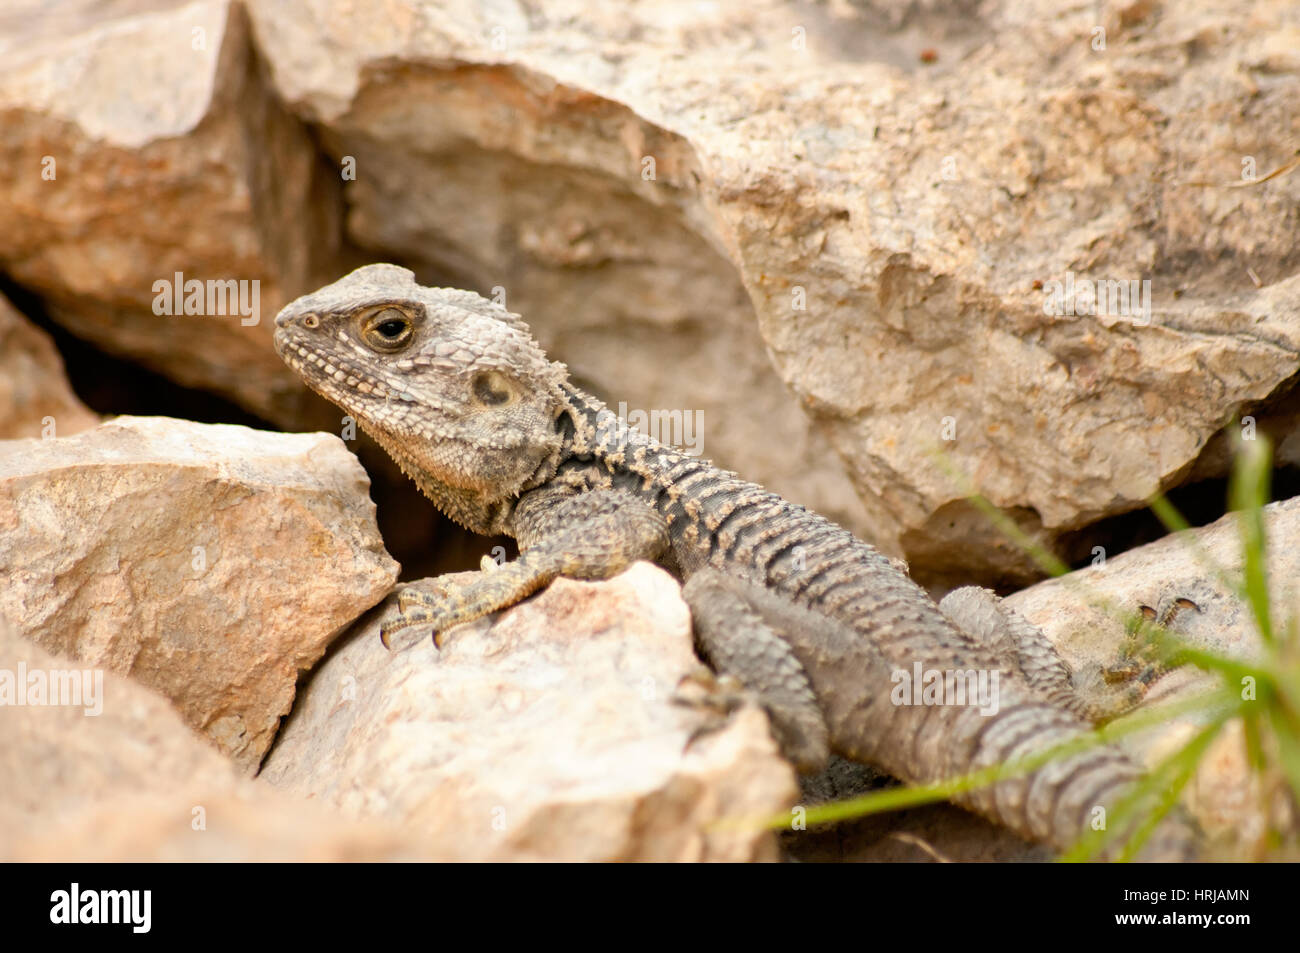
[1228,433,1274,646]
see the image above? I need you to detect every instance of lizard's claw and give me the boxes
[378,610,441,650]
[378,582,457,649]
[1075,595,1203,721]
[1111,596,1200,684]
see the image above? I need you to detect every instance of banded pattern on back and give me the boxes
[557,386,1185,855]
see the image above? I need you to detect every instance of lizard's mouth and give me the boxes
[271,325,294,362]
[272,325,333,380]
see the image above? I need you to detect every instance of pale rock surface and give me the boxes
[0,415,397,771]
[0,617,434,861]
[0,0,341,425]
[6,1,1297,576]
[262,561,797,861]
[0,291,99,439]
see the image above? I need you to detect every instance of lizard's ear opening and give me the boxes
[470,369,517,407]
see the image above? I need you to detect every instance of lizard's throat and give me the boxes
[360,420,556,538]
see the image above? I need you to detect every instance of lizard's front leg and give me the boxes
[382,488,669,647]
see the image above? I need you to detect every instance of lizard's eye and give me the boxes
[362,307,414,351]
[470,370,515,407]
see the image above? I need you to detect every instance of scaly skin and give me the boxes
[274,263,1197,860]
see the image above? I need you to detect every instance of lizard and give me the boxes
[272,263,1198,860]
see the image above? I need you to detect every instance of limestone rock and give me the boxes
[6,0,1296,576]
[262,562,796,862]
[247,0,1300,580]
[0,415,398,771]
[0,617,431,861]
[0,290,98,439]
[1006,496,1300,857]
[0,0,341,425]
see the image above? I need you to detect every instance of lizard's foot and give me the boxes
[1113,596,1200,679]
[380,489,674,651]
[381,581,456,649]
[939,586,1198,725]
[672,664,750,712]
[395,578,461,615]
[381,559,555,649]
[671,665,756,751]
[1074,595,1200,720]
[379,578,464,649]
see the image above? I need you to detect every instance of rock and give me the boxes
[0,416,398,771]
[245,0,1300,581]
[1006,495,1300,856]
[0,0,341,426]
[2,0,1298,578]
[0,617,432,861]
[6,0,1297,577]
[261,562,796,861]
[0,290,98,439]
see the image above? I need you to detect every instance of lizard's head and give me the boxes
[274,263,569,532]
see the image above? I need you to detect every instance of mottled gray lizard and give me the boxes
[273,263,1197,860]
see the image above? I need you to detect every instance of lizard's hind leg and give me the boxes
[937,587,1187,725]
[681,569,832,773]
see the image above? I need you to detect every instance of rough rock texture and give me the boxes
[0,617,434,861]
[0,0,341,425]
[1007,495,1300,856]
[0,416,397,771]
[262,562,796,861]
[0,290,98,439]
[3,1,1296,576]
[244,0,1300,581]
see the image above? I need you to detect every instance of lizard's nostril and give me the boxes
[275,310,318,329]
